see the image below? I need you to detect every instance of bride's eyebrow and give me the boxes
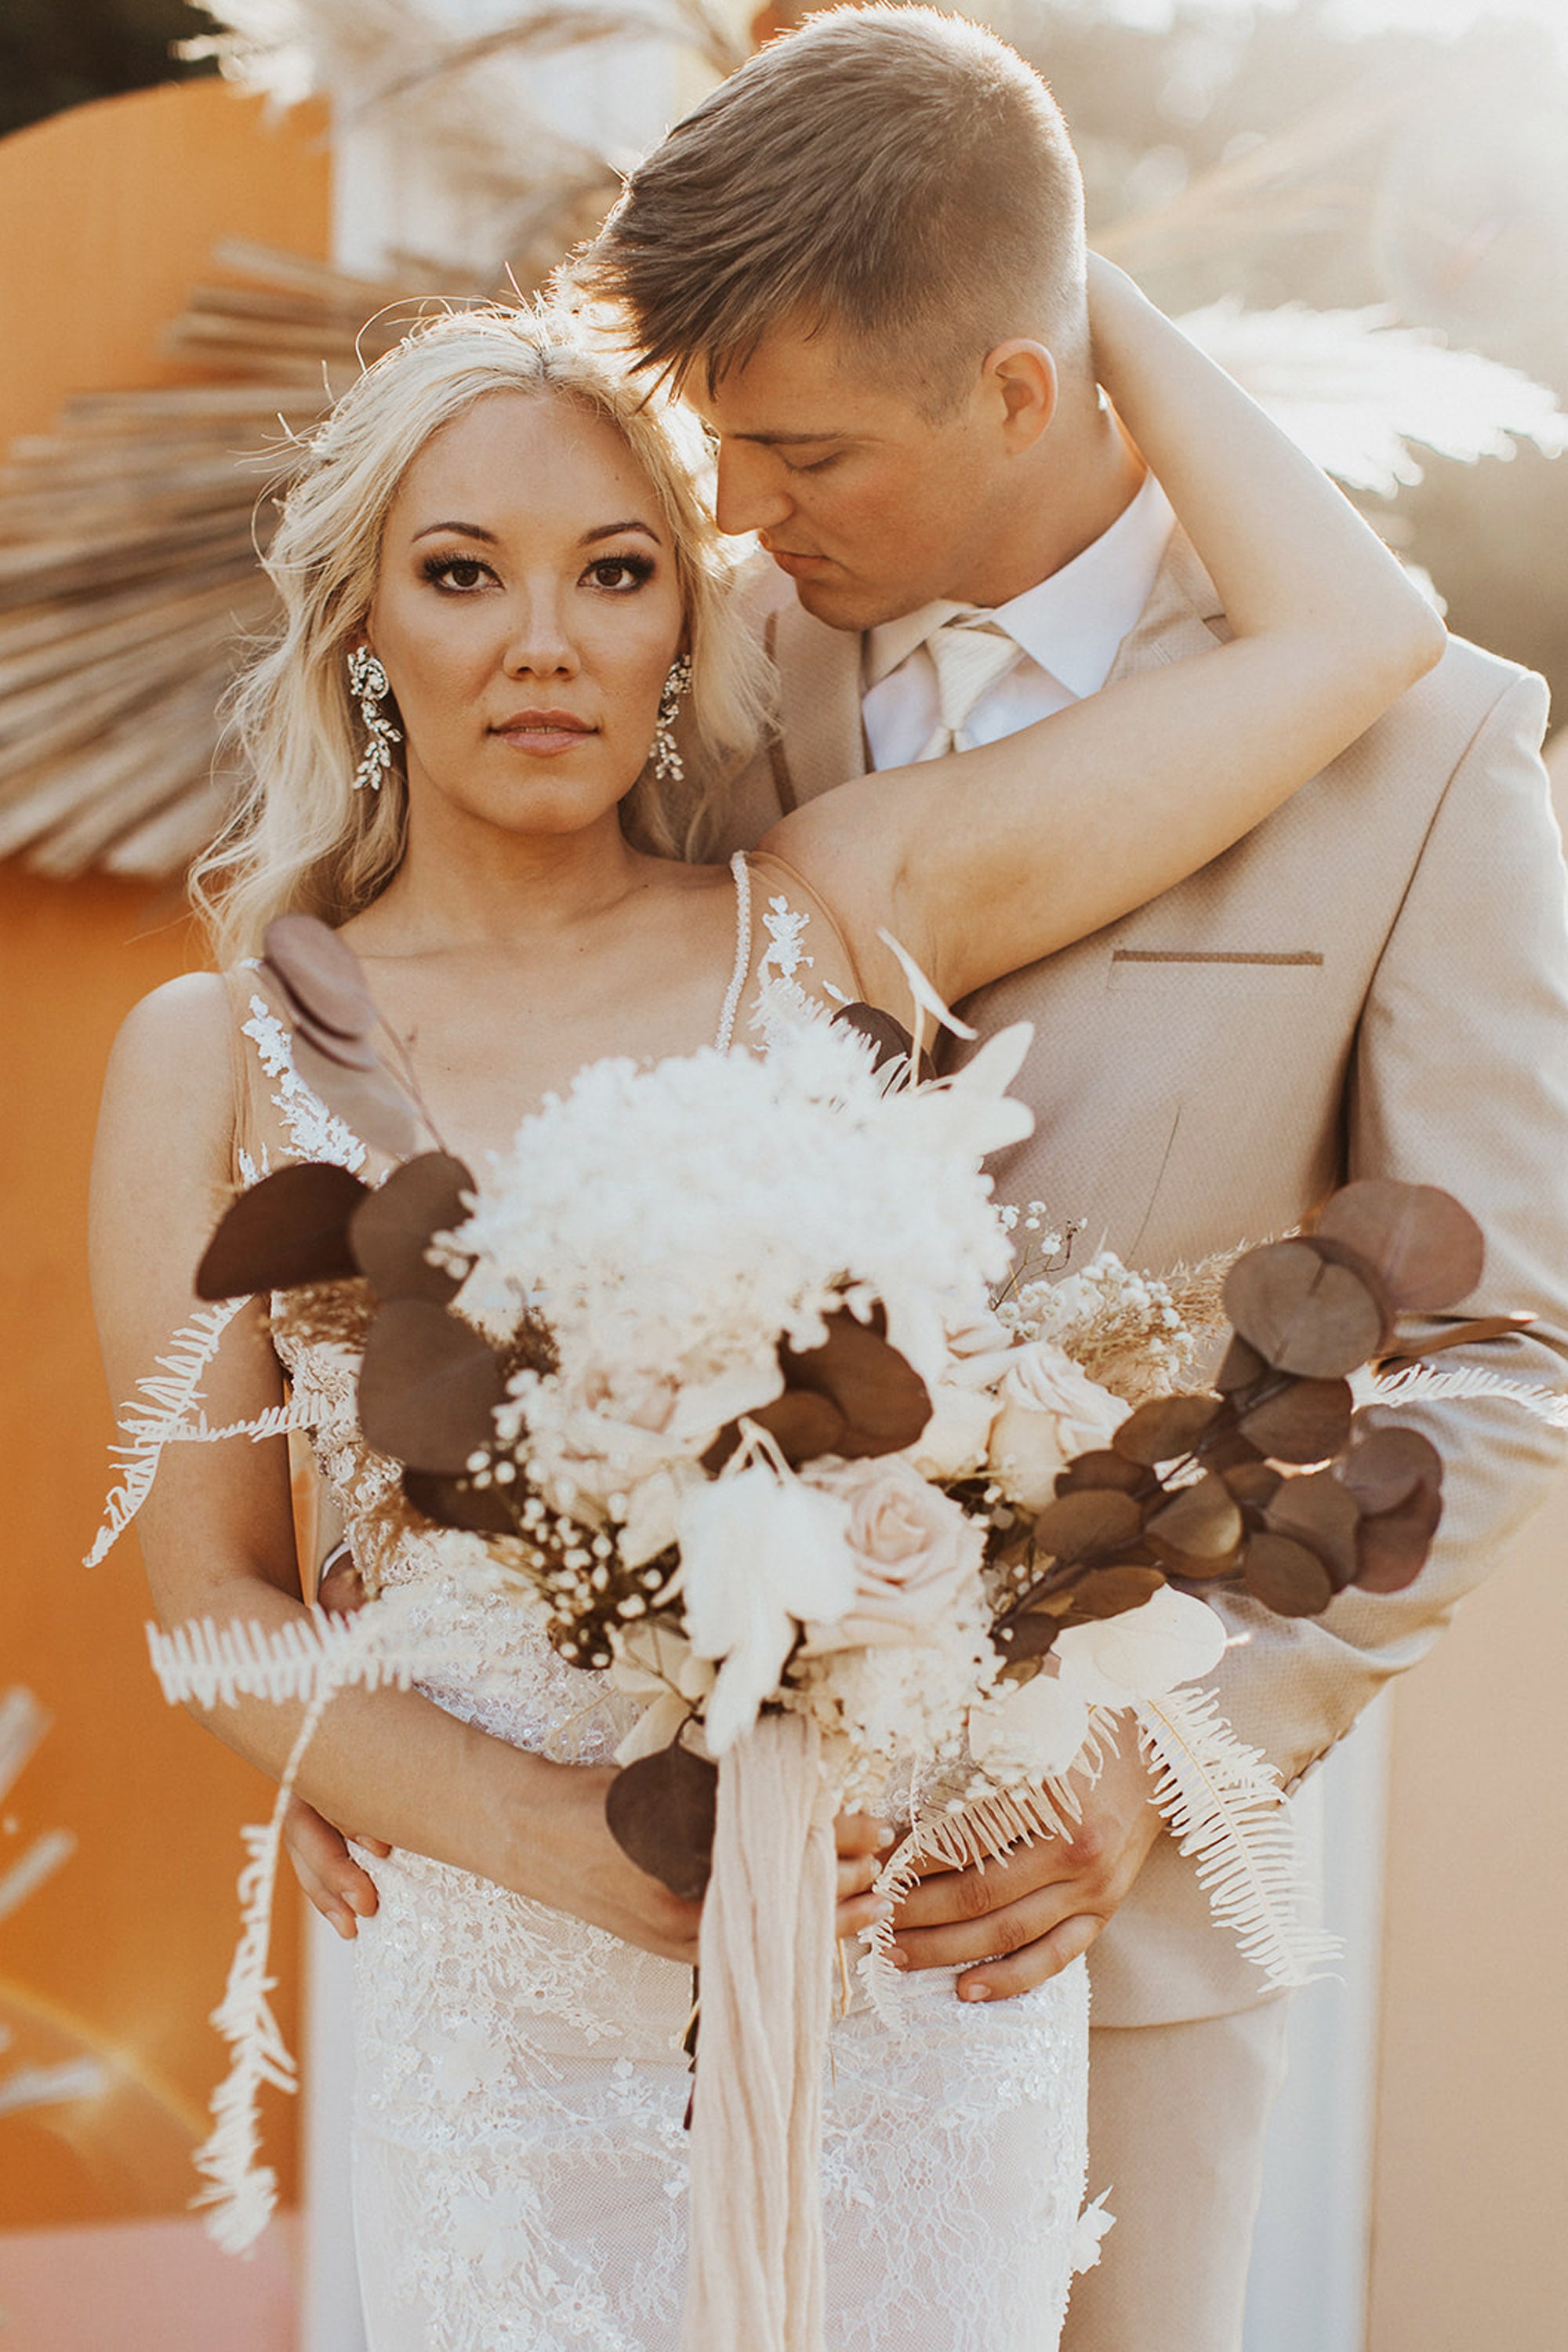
[581,520,662,546]
[408,518,662,546]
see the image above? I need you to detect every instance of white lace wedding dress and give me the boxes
[229,853,1093,2352]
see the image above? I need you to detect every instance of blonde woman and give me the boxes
[90,268,1439,2350]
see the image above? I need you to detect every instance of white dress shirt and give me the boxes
[861,470,1176,770]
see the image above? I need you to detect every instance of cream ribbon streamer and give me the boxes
[681,1709,837,2352]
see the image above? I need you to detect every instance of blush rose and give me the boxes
[800,1454,985,1650]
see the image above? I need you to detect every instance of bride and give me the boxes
[89,260,1439,2350]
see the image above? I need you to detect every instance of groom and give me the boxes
[582,7,1568,2345]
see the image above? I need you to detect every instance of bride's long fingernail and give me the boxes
[959,1979,989,2002]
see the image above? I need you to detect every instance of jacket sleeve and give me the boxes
[1200,669,1568,1787]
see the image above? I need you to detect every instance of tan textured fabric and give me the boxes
[1062,2002,1292,2352]
[709,532,1568,2024]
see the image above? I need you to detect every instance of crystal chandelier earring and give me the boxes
[651,654,692,785]
[347,644,402,793]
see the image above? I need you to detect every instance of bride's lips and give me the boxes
[491,707,598,756]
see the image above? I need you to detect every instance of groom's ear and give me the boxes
[981,342,1058,454]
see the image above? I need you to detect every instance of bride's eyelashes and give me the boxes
[582,552,658,592]
[419,552,495,593]
[416,550,659,595]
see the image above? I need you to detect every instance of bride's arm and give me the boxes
[764,256,1446,1008]
[88,978,715,1961]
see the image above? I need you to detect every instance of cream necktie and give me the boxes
[916,612,1023,760]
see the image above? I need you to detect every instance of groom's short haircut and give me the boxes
[587,5,1087,417]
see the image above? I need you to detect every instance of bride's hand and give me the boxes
[512,1762,706,1962]
[510,1769,896,1962]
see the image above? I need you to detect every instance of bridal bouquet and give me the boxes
[92,913,1532,2336]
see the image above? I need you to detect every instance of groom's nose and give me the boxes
[713,441,793,539]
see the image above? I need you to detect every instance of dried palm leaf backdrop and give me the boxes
[0,75,330,2347]
[0,242,430,879]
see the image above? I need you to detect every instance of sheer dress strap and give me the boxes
[714,850,753,1052]
[744,848,870,1007]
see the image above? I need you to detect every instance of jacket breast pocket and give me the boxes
[1106,947,1324,994]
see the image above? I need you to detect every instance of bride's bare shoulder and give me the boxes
[110,969,230,1062]
[101,971,234,1133]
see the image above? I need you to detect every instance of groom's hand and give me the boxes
[285,1795,390,1940]
[886,1737,1163,2002]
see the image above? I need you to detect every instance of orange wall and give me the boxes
[0,78,329,437]
[0,80,331,2234]
[0,868,304,2225]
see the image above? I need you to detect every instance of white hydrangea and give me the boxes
[455,1007,1031,1507]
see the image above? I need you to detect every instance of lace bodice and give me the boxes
[223,855,1093,2352]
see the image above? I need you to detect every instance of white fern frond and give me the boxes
[133,1399,317,1449]
[162,1574,548,2250]
[190,1692,328,2252]
[147,1583,521,1713]
[85,1300,246,1566]
[858,1708,1123,2028]
[1178,299,1568,498]
[1134,1686,1338,1989]
[1372,1362,1568,1428]
[149,1609,361,1710]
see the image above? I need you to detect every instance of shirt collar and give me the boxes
[863,470,1175,699]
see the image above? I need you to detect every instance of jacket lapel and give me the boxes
[769,596,868,808]
[1105,525,1229,688]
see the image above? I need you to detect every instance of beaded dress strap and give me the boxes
[713,850,753,1053]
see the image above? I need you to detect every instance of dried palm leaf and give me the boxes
[1177,299,1568,497]
[0,241,443,880]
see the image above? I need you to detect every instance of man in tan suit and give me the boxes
[588,8,1568,2343]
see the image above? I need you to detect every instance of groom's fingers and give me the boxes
[887,1878,1095,1978]
[891,1829,1082,1929]
[888,1741,1166,1997]
[956,1912,1102,2003]
[283,1795,382,1938]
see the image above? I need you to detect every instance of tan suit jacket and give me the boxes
[704,532,1568,2025]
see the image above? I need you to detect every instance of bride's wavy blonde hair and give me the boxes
[193,303,772,964]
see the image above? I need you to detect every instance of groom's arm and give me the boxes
[1200,664,1568,1784]
[892,666,1568,1997]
